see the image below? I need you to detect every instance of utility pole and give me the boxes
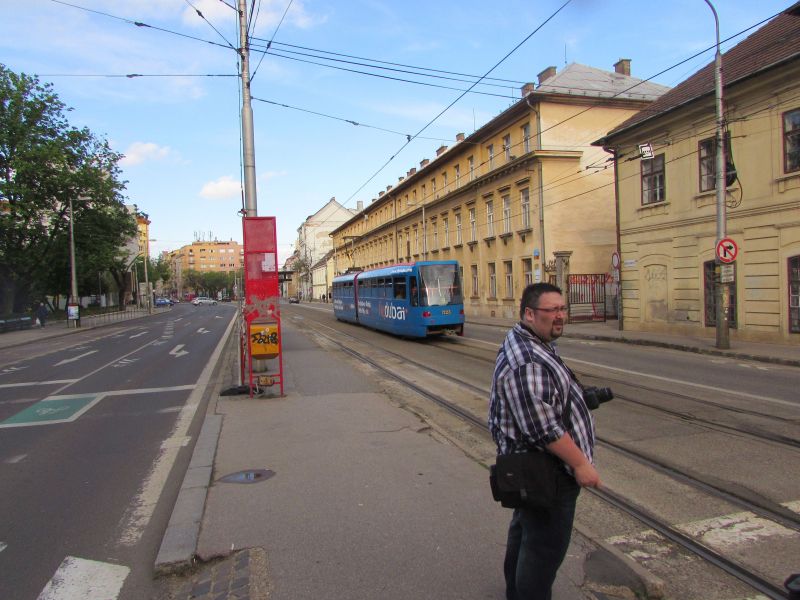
[705,0,730,349]
[238,0,258,217]
[68,197,79,327]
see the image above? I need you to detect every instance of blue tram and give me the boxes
[332,261,465,338]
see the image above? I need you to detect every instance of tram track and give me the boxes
[426,337,800,451]
[289,312,795,599]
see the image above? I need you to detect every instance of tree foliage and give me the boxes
[0,64,135,313]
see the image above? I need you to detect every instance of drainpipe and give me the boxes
[612,146,623,330]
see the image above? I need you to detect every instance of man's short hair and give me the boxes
[519,282,562,319]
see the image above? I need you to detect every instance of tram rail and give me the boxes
[289,312,795,599]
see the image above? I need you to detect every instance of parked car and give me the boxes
[192,297,217,306]
[154,297,171,307]
[288,296,300,304]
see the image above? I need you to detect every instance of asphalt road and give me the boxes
[0,303,237,600]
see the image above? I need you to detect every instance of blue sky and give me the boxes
[0,0,791,265]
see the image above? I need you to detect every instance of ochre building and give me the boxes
[331,61,668,319]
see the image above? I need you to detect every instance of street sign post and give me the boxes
[716,237,738,264]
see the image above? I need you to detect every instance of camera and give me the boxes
[582,386,614,410]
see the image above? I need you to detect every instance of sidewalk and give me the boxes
[155,319,644,600]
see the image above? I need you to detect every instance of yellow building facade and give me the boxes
[169,239,243,274]
[596,6,800,344]
[331,62,668,319]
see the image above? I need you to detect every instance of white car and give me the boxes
[192,297,217,306]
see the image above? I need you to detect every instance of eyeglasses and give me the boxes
[531,306,568,315]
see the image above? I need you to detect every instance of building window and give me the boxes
[699,135,732,192]
[421,184,426,200]
[468,156,475,180]
[432,221,438,249]
[469,207,476,241]
[431,178,437,198]
[504,261,513,298]
[784,108,800,173]
[641,153,665,205]
[414,229,419,254]
[454,164,460,186]
[455,213,462,244]
[699,138,716,192]
[503,134,511,160]
[502,195,511,234]
[790,255,800,334]
[522,123,531,153]
[520,188,530,229]
[488,144,494,169]
[442,171,448,193]
[488,262,497,298]
[523,258,533,285]
[703,260,737,328]
[471,265,478,296]
[486,201,494,237]
[443,218,449,247]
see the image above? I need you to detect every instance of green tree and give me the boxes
[0,64,133,313]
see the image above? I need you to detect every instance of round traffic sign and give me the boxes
[716,237,738,263]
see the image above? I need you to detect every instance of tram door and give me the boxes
[409,276,419,307]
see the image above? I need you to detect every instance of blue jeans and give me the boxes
[503,471,580,600]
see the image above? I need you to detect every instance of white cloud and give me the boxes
[120,142,176,166]
[260,170,288,182]
[200,175,242,200]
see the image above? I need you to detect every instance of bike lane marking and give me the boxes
[0,385,196,429]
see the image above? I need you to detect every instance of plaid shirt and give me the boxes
[488,323,595,468]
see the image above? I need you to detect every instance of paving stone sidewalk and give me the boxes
[155,548,269,600]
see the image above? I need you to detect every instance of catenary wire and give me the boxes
[251,0,294,82]
[183,0,236,49]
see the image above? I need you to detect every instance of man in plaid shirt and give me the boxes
[489,282,599,600]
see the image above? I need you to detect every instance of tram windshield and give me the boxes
[418,264,463,306]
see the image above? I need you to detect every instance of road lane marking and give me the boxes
[4,454,27,463]
[565,356,797,408]
[129,331,147,338]
[197,327,210,334]
[54,351,98,366]
[1,366,28,375]
[0,541,6,553]
[116,310,237,547]
[0,395,102,428]
[37,556,129,600]
[169,344,188,357]
[0,380,79,389]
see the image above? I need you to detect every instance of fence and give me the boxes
[567,274,609,323]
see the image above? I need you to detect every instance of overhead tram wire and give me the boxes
[183,0,236,49]
[251,0,294,82]
[343,0,572,206]
[249,44,531,91]
[250,39,528,87]
[50,0,233,51]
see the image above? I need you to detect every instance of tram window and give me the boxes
[393,277,407,300]
[419,264,463,306]
[376,278,385,298]
[409,276,419,307]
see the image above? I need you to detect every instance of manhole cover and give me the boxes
[218,469,275,484]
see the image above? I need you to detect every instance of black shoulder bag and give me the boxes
[489,359,574,509]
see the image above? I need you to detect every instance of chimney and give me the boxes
[420,158,429,169]
[357,200,364,212]
[521,82,535,96]
[398,175,405,183]
[436,145,448,157]
[408,167,417,177]
[386,184,393,192]
[378,191,384,198]
[614,59,631,76]
[537,66,557,85]
[455,133,465,142]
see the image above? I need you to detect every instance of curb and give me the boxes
[155,414,223,575]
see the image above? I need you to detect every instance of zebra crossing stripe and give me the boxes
[37,556,129,599]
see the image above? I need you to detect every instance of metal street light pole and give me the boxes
[238,0,258,217]
[68,197,79,327]
[705,0,730,349]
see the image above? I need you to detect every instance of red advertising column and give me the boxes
[242,217,283,395]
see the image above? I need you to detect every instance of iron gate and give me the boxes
[567,274,607,322]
